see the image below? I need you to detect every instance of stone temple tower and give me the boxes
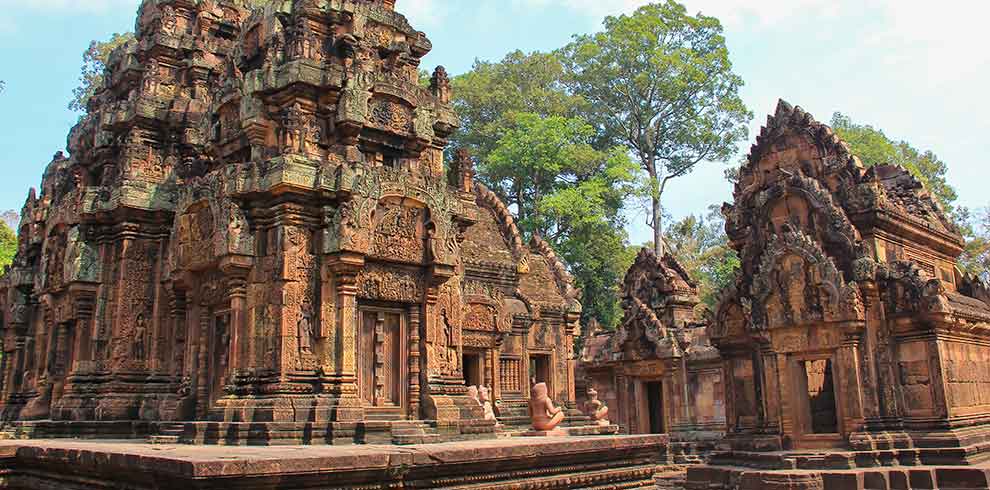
[0,0,581,444]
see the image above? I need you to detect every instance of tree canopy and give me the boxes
[0,223,17,272]
[830,112,958,216]
[959,206,990,280]
[663,207,738,313]
[480,112,646,328]
[452,50,582,162]
[69,32,135,113]
[560,1,751,256]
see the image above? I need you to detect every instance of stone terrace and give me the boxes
[0,435,668,489]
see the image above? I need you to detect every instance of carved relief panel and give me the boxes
[177,203,215,271]
[369,203,424,264]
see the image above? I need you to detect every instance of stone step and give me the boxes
[147,435,180,445]
[392,433,442,445]
[390,428,426,437]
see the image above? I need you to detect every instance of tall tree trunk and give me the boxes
[652,193,664,257]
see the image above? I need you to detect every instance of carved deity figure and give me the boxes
[783,256,807,324]
[479,386,498,422]
[143,57,161,95]
[298,299,313,354]
[160,5,177,35]
[436,308,460,373]
[133,313,148,360]
[282,102,306,153]
[528,382,564,431]
[584,388,610,426]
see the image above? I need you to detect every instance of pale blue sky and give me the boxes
[1,0,987,245]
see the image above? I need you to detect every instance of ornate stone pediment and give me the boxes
[750,230,864,330]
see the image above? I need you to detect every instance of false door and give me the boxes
[358,307,407,409]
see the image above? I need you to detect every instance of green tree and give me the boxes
[69,32,135,113]
[664,207,739,313]
[560,1,751,257]
[830,112,958,216]
[0,223,17,271]
[959,206,990,280]
[452,50,582,162]
[481,112,646,329]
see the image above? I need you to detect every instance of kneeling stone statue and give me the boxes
[528,382,564,431]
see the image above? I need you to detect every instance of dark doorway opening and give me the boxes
[529,354,551,393]
[463,352,482,386]
[802,359,838,434]
[646,381,665,434]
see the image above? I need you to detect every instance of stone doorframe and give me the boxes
[783,351,845,448]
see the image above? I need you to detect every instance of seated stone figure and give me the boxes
[479,386,497,422]
[466,385,480,406]
[528,382,564,431]
[584,388,610,426]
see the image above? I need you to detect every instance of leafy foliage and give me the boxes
[959,206,990,280]
[0,223,16,272]
[830,112,958,216]
[452,50,582,162]
[664,207,738,313]
[480,113,647,329]
[560,1,751,254]
[69,32,135,113]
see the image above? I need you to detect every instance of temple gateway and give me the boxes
[0,0,583,444]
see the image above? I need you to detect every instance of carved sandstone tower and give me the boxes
[688,101,990,489]
[0,0,581,444]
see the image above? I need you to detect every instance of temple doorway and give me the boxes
[358,307,407,410]
[800,359,838,434]
[646,381,665,434]
[463,351,483,386]
[208,312,231,408]
[529,354,551,393]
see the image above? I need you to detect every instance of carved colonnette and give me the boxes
[0,0,581,444]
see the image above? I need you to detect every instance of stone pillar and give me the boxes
[858,283,881,423]
[759,344,781,434]
[69,291,95,372]
[169,290,187,378]
[326,254,364,422]
[930,337,950,420]
[51,322,71,402]
[223,269,249,374]
[408,304,421,419]
[837,328,866,434]
[195,306,210,418]
[615,373,628,432]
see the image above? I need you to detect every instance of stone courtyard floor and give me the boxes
[0,434,668,489]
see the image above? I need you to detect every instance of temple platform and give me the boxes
[686,447,990,490]
[0,434,668,489]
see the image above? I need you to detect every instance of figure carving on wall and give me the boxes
[784,257,807,324]
[282,102,305,153]
[161,6,177,35]
[528,382,564,431]
[298,299,314,354]
[444,308,458,372]
[133,313,147,360]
